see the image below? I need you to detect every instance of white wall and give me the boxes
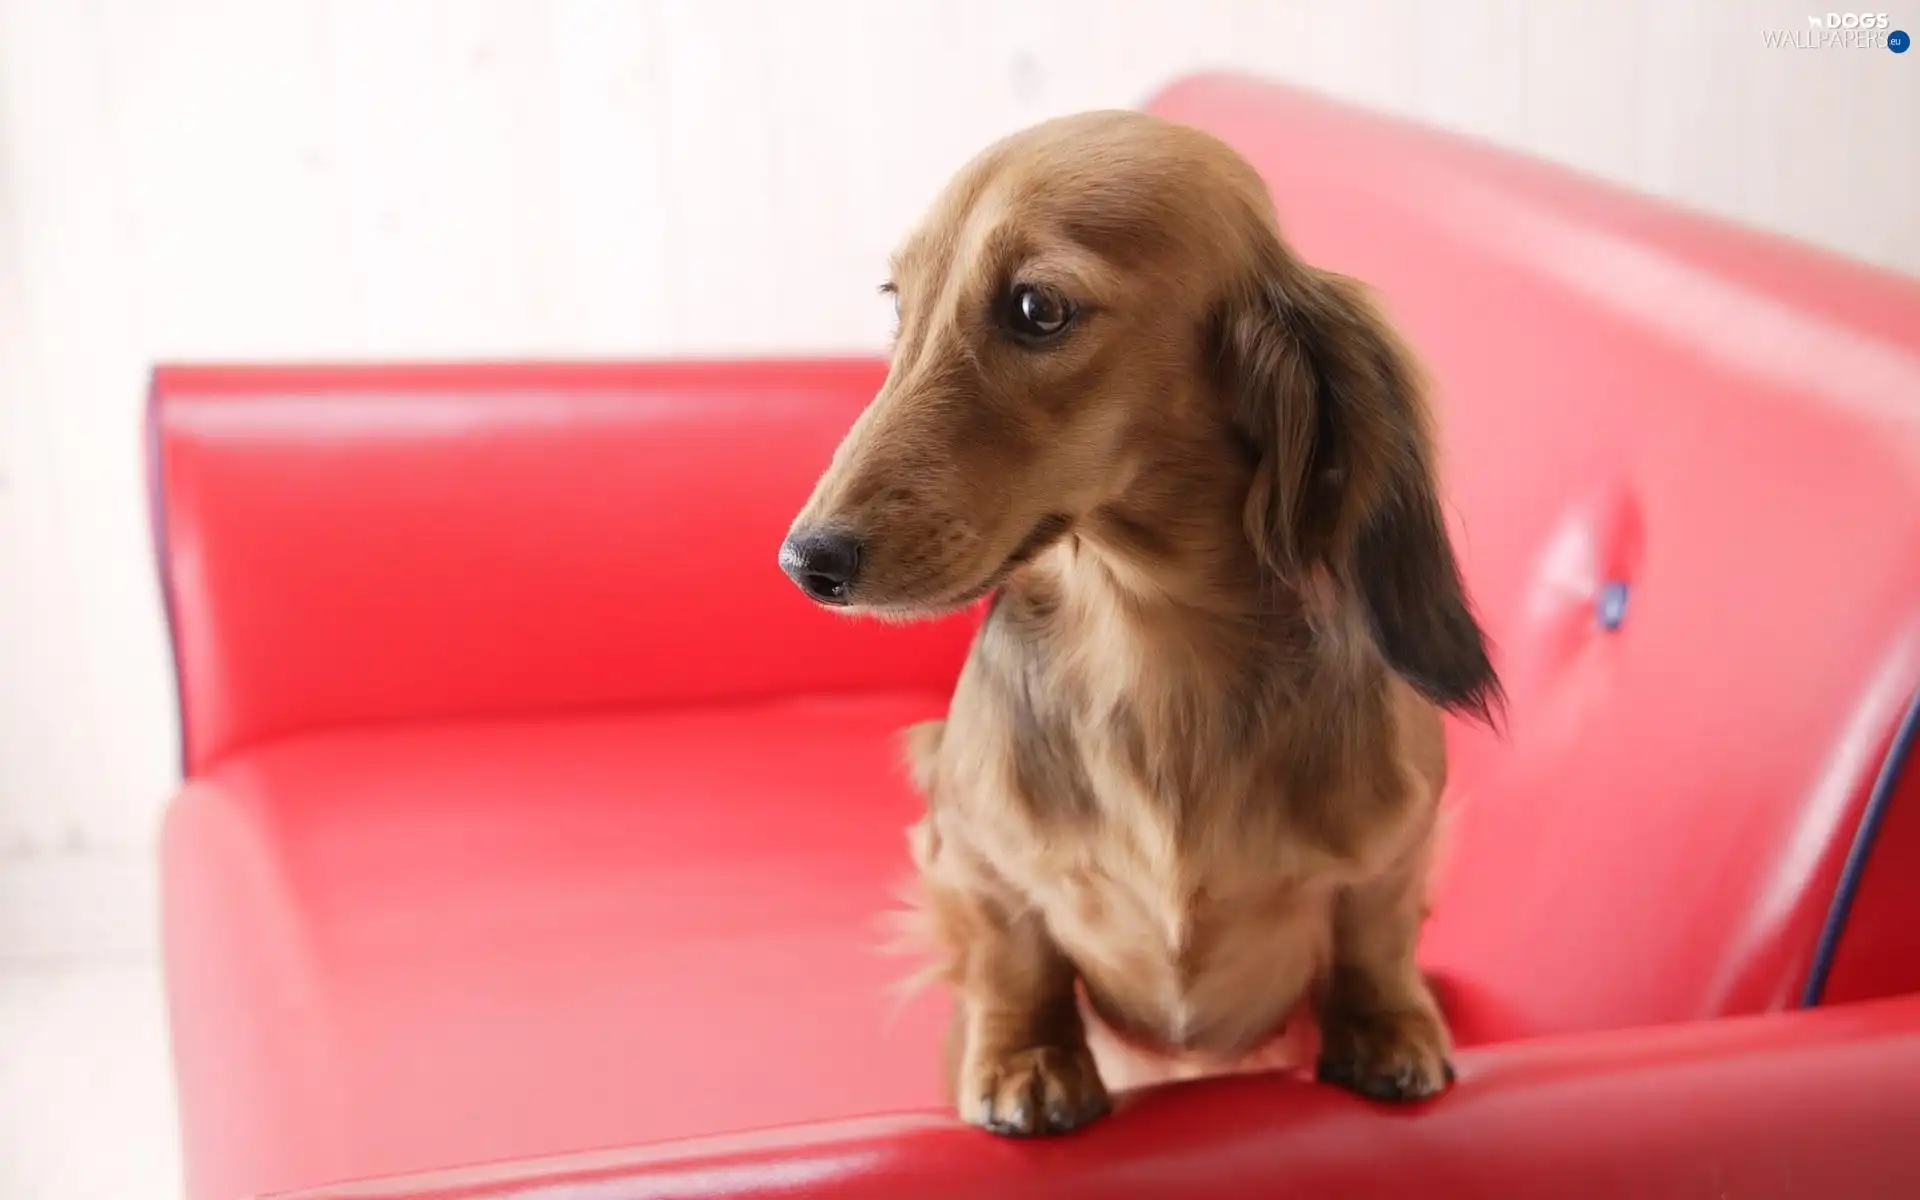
[1,0,1915,957]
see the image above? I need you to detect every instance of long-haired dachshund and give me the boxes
[780,111,1499,1137]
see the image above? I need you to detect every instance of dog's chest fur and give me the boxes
[1027,785,1336,1060]
[941,551,1357,1059]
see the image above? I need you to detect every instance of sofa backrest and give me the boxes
[149,360,976,774]
[1149,76,1920,1034]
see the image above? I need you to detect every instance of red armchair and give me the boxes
[154,76,1920,1200]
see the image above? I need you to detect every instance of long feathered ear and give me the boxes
[1216,241,1502,726]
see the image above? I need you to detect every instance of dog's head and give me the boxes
[782,111,1498,722]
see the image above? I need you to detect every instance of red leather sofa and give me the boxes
[154,75,1920,1200]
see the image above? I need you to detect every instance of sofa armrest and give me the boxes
[275,995,1920,1199]
[150,360,974,774]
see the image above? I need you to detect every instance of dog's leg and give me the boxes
[1314,838,1453,1102]
[933,881,1110,1137]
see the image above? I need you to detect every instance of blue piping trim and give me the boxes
[1800,683,1920,1006]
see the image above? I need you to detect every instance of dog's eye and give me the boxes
[1006,284,1075,341]
[878,282,900,321]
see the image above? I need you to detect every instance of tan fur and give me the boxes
[788,111,1500,1135]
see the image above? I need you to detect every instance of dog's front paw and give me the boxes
[960,1042,1111,1137]
[1316,1002,1454,1102]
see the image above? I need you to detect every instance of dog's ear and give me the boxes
[1216,243,1501,725]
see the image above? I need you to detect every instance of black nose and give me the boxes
[780,530,863,605]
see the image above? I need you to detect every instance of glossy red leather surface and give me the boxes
[163,698,953,1198]
[150,360,975,774]
[157,75,1920,1200]
[277,996,1920,1200]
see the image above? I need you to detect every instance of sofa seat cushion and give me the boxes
[163,693,953,1200]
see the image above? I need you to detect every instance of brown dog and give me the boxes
[780,110,1499,1137]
